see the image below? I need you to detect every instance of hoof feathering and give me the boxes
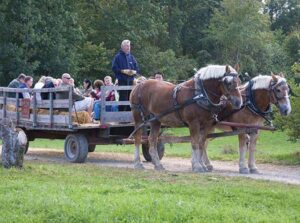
[134,163,145,170]
[250,168,259,174]
[154,165,165,171]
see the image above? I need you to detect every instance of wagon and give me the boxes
[0,85,166,163]
[0,85,274,163]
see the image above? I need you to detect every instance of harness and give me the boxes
[129,75,230,138]
[244,80,273,124]
[218,78,288,125]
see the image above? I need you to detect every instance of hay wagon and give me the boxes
[0,85,163,163]
[0,85,274,163]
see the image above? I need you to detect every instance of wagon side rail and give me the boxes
[0,86,76,130]
[100,85,134,124]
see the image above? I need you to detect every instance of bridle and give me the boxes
[269,79,290,106]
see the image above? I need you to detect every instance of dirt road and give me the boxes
[23,149,300,186]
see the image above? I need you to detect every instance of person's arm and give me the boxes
[112,55,121,75]
[132,55,140,74]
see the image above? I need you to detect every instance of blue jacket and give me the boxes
[112,50,140,81]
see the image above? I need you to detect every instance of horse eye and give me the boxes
[276,89,281,93]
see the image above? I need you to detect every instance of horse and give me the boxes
[130,65,243,172]
[201,73,291,174]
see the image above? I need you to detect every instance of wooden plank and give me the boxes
[0,86,70,93]
[104,101,130,106]
[101,111,133,123]
[1,98,70,109]
[68,88,73,128]
[100,86,133,91]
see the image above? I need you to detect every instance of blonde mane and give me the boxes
[195,65,237,80]
[242,75,287,90]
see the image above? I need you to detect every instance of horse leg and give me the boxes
[238,134,250,174]
[133,127,145,170]
[132,109,145,170]
[149,121,164,171]
[248,133,259,174]
[202,139,213,172]
[189,124,206,173]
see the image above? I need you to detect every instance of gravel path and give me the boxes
[24,148,300,186]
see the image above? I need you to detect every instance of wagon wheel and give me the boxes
[64,134,88,163]
[142,141,165,162]
[88,145,96,152]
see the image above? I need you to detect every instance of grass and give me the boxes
[27,129,300,165]
[0,162,300,222]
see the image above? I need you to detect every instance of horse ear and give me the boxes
[234,63,240,72]
[225,65,230,73]
[271,72,278,82]
[278,72,284,77]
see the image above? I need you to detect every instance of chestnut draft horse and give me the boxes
[202,73,291,174]
[130,65,243,172]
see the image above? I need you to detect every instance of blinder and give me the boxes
[270,79,290,104]
[221,72,240,95]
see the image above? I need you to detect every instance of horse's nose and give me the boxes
[280,105,291,116]
[232,96,242,109]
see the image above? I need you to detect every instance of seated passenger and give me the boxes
[41,77,56,100]
[56,73,93,117]
[91,80,104,120]
[82,79,93,97]
[19,76,33,99]
[104,75,118,112]
[34,76,46,100]
[7,73,26,97]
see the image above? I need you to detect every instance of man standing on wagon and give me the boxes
[112,39,140,111]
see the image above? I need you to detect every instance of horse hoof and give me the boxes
[239,167,249,174]
[250,168,259,174]
[206,165,213,172]
[134,163,145,170]
[192,167,205,173]
[154,165,165,171]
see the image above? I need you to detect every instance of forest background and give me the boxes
[0,0,299,139]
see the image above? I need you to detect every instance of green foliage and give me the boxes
[0,0,83,84]
[284,29,300,64]
[266,0,300,34]
[1,163,300,222]
[275,66,300,141]
[207,0,277,75]
[77,41,110,81]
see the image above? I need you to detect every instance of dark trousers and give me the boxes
[118,79,133,111]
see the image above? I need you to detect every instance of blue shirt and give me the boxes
[112,50,140,81]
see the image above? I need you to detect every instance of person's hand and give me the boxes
[121,69,130,75]
[121,69,136,76]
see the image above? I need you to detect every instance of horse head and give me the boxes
[219,64,243,109]
[270,72,291,116]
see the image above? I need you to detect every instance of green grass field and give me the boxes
[28,129,300,165]
[0,162,300,222]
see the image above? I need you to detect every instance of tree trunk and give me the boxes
[0,120,27,168]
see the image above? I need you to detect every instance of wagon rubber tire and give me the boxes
[142,141,165,162]
[88,145,96,152]
[64,134,88,163]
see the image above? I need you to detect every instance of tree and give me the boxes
[265,0,300,34]
[207,0,275,75]
[274,64,300,141]
[0,0,83,84]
